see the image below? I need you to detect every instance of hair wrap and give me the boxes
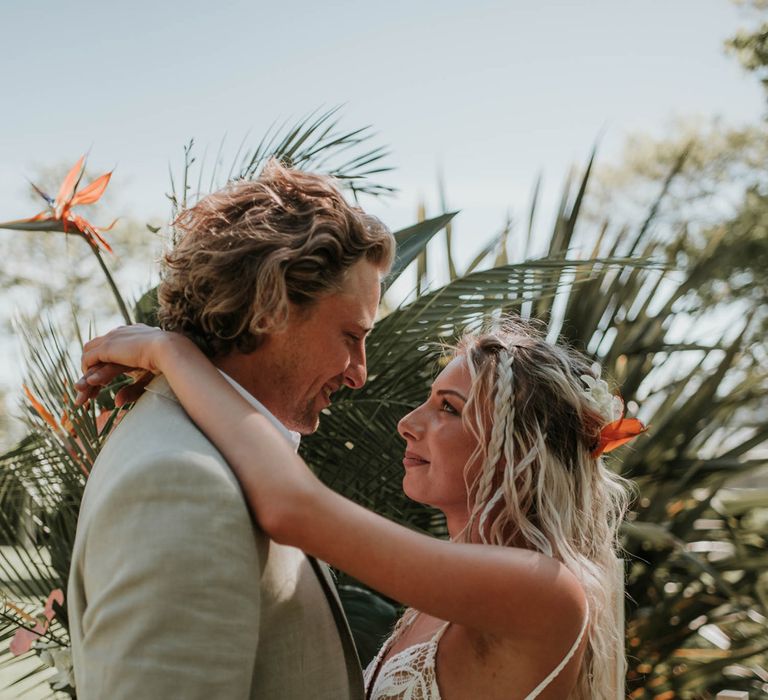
[477,348,516,542]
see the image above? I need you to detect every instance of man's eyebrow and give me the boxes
[436,389,468,402]
[353,322,374,335]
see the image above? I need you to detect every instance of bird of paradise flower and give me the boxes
[0,155,115,252]
[0,155,132,323]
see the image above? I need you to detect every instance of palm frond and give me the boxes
[167,107,395,217]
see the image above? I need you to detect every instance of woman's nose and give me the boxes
[398,403,424,441]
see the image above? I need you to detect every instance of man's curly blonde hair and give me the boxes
[158,159,394,356]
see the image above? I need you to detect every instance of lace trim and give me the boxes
[364,611,447,700]
[365,604,589,700]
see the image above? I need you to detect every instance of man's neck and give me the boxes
[213,351,274,412]
[212,352,302,451]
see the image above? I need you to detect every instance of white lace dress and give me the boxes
[364,608,589,700]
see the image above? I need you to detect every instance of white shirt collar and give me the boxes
[218,370,302,453]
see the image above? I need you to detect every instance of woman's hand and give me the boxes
[74,325,192,407]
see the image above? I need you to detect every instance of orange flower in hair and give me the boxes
[581,364,646,457]
[591,415,646,457]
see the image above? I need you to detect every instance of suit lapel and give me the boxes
[308,556,365,699]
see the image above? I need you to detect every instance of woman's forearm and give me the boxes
[241,468,577,639]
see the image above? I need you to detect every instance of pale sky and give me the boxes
[1,1,763,228]
[0,0,765,409]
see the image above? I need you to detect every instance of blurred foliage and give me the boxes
[589,119,768,340]
[727,0,768,98]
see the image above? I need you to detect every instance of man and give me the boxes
[67,161,395,699]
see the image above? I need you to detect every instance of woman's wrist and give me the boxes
[153,331,198,374]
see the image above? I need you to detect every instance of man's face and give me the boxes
[247,259,383,433]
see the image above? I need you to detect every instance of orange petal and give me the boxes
[26,211,55,222]
[593,417,646,457]
[43,589,64,621]
[96,409,112,434]
[22,385,60,434]
[3,600,38,625]
[99,217,118,232]
[71,171,112,206]
[55,156,85,210]
[9,627,43,656]
[68,215,114,253]
[60,410,75,437]
[66,444,91,478]
[91,227,114,253]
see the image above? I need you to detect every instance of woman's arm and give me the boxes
[78,326,586,641]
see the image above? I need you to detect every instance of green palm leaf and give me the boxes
[168,107,395,216]
[383,212,458,293]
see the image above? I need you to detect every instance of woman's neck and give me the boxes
[444,507,473,542]
[445,509,529,549]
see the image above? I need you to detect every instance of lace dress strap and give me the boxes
[432,620,451,643]
[523,603,590,700]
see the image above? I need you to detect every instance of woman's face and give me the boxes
[397,356,480,515]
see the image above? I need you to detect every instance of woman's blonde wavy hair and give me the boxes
[455,317,631,699]
[158,159,394,356]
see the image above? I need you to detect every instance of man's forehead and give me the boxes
[338,295,377,327]
[322,284,375,316]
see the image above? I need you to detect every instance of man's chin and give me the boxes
[290,410,322,435]
[297,422,320,436]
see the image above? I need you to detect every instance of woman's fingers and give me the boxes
[74,366,154,407]
[73,384,101,408]
[75,362,132,390]
[114,371,154,407]
[89,362,135,385]
[76,325,172,406]
[75,362,105,391]
[80,324,167,375]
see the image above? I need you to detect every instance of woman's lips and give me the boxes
[403,451,429,468]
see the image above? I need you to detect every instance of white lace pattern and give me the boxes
[364,613,447,700]
[364,606,589,700]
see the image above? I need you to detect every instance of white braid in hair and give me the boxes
[477,349,516,542]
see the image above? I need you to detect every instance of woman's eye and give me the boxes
[440,399,459,415]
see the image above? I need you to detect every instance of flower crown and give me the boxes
[581,363,646,457]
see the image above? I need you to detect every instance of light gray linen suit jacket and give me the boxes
[68,374,364,699]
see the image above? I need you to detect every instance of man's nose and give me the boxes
[343,345,367,390]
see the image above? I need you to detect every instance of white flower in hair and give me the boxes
[581,363,623,424]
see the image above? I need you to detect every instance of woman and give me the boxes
[75,318,639,699]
